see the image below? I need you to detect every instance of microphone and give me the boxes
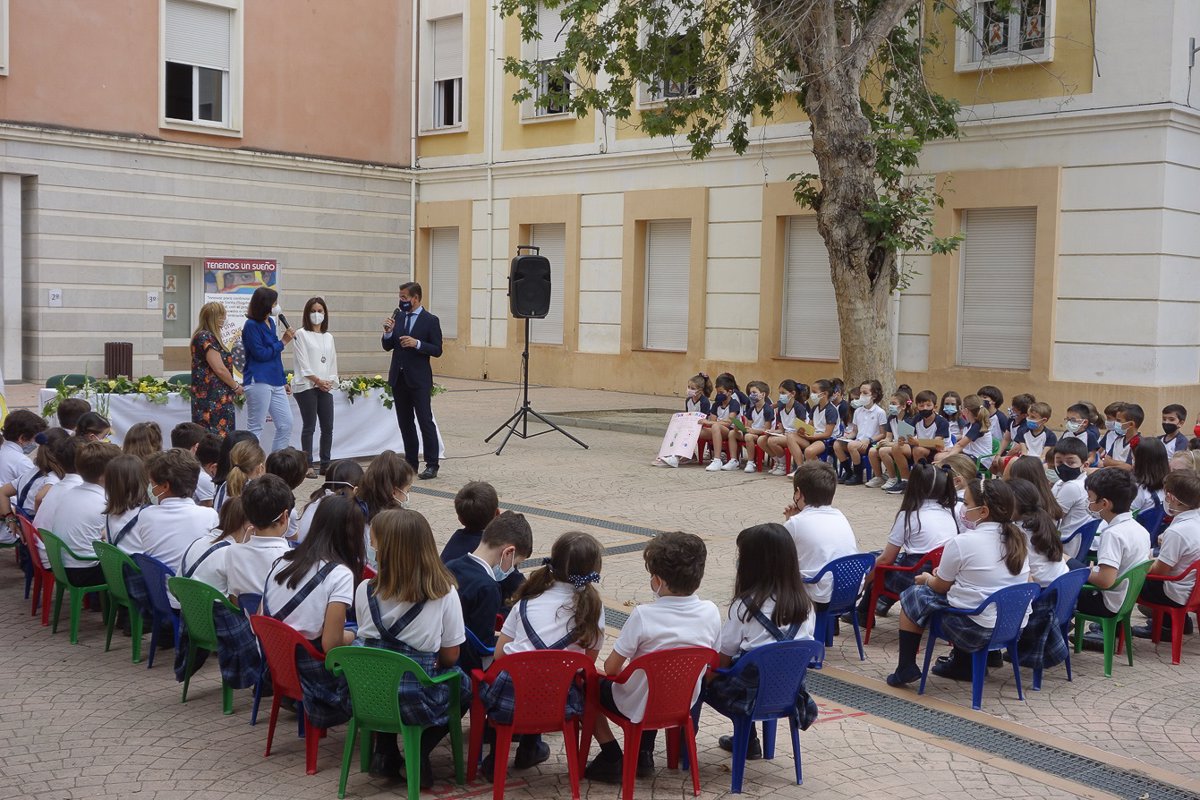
[277,313,291,330]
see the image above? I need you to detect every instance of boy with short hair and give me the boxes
[1051,438,1091,560]
[441,480,501,563]
[1103,403,1143,470]
[0,410,49,486]
[56,398,91,434]
[194,434,222,507]
[225,474,295,607]
[1161,404,1189,456]
[585,531,721,783]
[118,449,219,572]
[1133,469,1200,638]
[1007,401,1057,466]
[170,422,207,452]
[43,441,121,585]
[785,461,858,609]
[1062,403,1100,465]
[1077,469,1151,639]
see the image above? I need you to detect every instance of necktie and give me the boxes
[404,313,413,335]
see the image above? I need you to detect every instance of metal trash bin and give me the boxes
[104,341,133,379]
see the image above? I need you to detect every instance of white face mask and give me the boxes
[366,542,378,569]
[394,489,410,510]
[686,388,698,399]
[492,549,516,582]
[309,311,325,326]
[271,304,282,317]
[147,483,162,505]
[851,398,867,409]
[779,393,790,404]
[650,575,664,598]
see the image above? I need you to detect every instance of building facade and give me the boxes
[0,0,413,380]
[410,0,1200,415]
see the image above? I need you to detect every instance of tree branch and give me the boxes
[847,0,921,78]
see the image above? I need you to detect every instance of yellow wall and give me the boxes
[500,17,594,150]
[418,3,487,159]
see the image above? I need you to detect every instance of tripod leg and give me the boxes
[493,410,524,455]
[525,407,589,449]
[485,407,526,443]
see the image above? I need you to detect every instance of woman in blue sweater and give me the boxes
[242,287,295,453]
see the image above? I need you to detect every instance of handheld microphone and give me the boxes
[278,313,291,330]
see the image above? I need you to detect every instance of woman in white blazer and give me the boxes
[292,297,340,477]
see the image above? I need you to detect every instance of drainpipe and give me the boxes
[484,0,497,349]
[409,0,420,282]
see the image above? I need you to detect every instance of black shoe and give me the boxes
[584,755,623,784]
[400,756,434,790]
[932,652,973,681]
[513,740,550,770]
[845,468,864,486]
[875,597,894,618]
[1080,630,1106,651]
[478,753,496,782]
[885,665,922,687]
[718,734,762,760]
[419,465,439,480]
[636,749,655,778]
[987,650,1003,668]
[1132,624,1156,640]
[369,751,403,779]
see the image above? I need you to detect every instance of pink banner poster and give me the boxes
[657,412,707,461]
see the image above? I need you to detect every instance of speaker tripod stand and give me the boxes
[486,317,589,455]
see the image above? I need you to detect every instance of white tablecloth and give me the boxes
[38,387,443,460]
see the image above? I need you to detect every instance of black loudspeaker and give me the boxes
[509,253,552,318]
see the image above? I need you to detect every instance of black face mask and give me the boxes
[1055,464,1082,483]
[919,408,935,419]
[1163,423,1179,436]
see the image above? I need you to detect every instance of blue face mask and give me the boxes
[21,442,37,455]
[366,542,378,569]
[1026,419,1041,430]
[714,393,727,405]
[943,405,958,416]
[491,550,515,582]
[399,300,413,313]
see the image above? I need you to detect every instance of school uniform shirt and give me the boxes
[935,521,1031,628]
[785,505,859,604]
[194,470,216,505]
[295,492,330,544]
[746,401,775,430]
[266,559,355,641]
[48,482,107,568]
[226,535,293,599]
[1017,522,1070,588]
[914,413,951,443]
[1053,474,1091,557]
[988,411,1011,444]
[1132,485,1166,516]
[851,403,887,443]
[179,531,234,596]
[811,403,841,438]
[32,473,83,534]
[354,582,465,653]
[960,421,994,460]
[711,393,745,422]
[886,501,959,554]
[1015,425,1057,456]
[440,527,484,564]
[718,596,814,658]
[105,507,144,548]
[0,440,33,487]
[1062,426,1100,456]
[499,581,606,655]
[684,396,712,415]
[1161,432,1189,456]
[774,401,803,433]
[1155,509,1200,604]
[943,412,962,440]
[1094,513,1152,613]
[12,466,58,517]
[1107,433,1138,465]
[836,399,851,427]
[119,497,219,572]
[610,594,721,723]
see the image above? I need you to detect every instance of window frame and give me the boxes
[0,0,10,77]
[638,29,701,108]
[955,0,1054,73]
[422,13,468,135]
[642,218,692,352]
[159,0,244,137]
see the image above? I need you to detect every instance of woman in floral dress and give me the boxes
[191,302,244,436]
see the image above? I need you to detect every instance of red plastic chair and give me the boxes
[1142,559,1200,665]
[18,517,54,626]
[249,615,328,775]
[468,651,597,800]
[580,647,719,800]
[864,546,945,645]
[753,445,792,474]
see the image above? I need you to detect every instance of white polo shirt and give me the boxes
[179,531,235,596]
[961,421,994,460]
[354,582,465,653]
[1094,513,1152,613]
[1132,485,1165,516]
[226,535,293,599]
[119,497,219,572]
[610,594,720,723]
[32,473,84,567]
[12,466,58,517]
[785,505,859,604]
[265,559,355,641]
[295,492,329,543]
[851,404,887,442]
[885,501,959,553]
[1053,474,1091,558]
[499,581,606,655]
[47,482,107,568]
[717,596,814,658]
[935,521,1031,628]
[1017,522,1070,587]
[194,471,216,505]
[0,440,33,486]
[105,507,145,548]
[1155,509,1200,604]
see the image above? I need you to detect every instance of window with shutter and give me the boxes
[531,2,569,116]
[528,224,566,345]
[0,0,10,76]
[644,220,691,351]
[781,216,840,359]
[957,207,1036,370]
[164,0,236,127]
[432,16,464,128]
[428,228,460,339]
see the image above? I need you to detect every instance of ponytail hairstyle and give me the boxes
[965,478,1028,576]
[104,454,150,515]
[214,496,251,543]
[731,523,811,629]
[690,373,713,398]
[1132,437,1169,494]
[356,450,414,522]
[214,430,258,485]
[33,428,71,478]
[1008,478,1063,562]
[1007,456,1064,522]
[512,531,605,651]
[779,379,799,403]
[794,381,811,406]
[1079,400,1102,432]
[898,463,959,540]
[74,412,111,441]
[226,439,266,498]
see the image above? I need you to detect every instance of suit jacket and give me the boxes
[381,307,442,390]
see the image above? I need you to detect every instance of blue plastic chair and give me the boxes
[1031,568,1091,691]
[237,593,262,614]
[464,627,495,658]
[1135,506,1166,547]
[706,639,825,794]
[132,553,181,669]
[1061,519,1100,561]
[802,553,875,665]
[918,582,1040,710]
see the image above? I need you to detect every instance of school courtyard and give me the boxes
[1,378,1198,800]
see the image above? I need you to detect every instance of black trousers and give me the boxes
[393,378,440,468]
[65,564,105,587]
[295,388,334,469]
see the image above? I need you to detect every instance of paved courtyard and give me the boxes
[2,377,1199,800]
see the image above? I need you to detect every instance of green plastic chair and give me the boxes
[40,530,108,645]
[93,541,144,663]
[325,646,465,800]
[45,374,93,388]
[168,576,238,715]
[1074,559,1154,677]
[167,373,191,386]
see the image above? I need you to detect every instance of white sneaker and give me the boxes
[706,458,725,472]
[721,458,741,471]
[744,461,758,474]
[770,465,787,476]
[865,476,886,488]
[881,476,899,490]
[661,455,680,468]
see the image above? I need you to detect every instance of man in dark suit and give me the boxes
[382,281,442,479]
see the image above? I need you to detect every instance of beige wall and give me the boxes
[0,0,411,165]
